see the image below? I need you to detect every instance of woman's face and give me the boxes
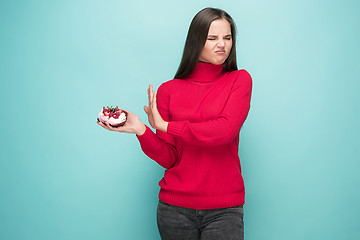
[199,18,232,65]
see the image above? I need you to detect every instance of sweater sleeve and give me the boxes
[136,83,177,169]
[167,70,252,146]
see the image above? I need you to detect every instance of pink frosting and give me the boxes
[98,109,126,126]
[108,112,126,126]
[97,111,109,123]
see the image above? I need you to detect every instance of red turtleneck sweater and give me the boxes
[137,62,252,209]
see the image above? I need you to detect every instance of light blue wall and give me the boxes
[1,0,359,239]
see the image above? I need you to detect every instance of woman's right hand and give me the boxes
[97,110,146,136]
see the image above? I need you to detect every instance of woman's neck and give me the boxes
[185,61,224,83]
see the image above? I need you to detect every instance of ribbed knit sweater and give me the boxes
[137,61,252,209]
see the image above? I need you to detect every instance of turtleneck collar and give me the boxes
[184,61,224,83]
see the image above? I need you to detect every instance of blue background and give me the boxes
[1,0,359,239]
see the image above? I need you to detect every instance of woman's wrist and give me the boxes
[160,121,169,132]
[135,124,147,136]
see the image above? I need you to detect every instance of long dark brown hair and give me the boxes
[174,8,238,79]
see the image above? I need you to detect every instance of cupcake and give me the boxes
[97,106,127,127]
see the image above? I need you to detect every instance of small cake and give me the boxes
[97,106,127,127]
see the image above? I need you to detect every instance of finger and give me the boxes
[108,124,121,132]
[153,91,158,109]
[121,109,129,116]
[149,84,154,108]
[144,105,149,114]
[97,121,105,127]
[104,122,115,130]
[151,92,157,114]
[148,85,152,108]
[147,85,152,108]
[98,121,126,132]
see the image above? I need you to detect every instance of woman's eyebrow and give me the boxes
[207,34,232,37]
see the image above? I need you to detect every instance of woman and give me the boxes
[98,7,252,240]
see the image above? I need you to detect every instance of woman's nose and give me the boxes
[217,40,225,47]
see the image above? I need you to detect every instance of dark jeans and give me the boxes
[157,200,244,240]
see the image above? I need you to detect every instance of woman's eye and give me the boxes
[224,37,231,40]
[207,38,216,40]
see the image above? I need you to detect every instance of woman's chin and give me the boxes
[210,60,226,65]
[207,57,228,65]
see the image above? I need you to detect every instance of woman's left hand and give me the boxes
[144,84,168,132]
[97,110,146,135]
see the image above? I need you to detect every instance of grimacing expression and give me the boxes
[199,18,232,65]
